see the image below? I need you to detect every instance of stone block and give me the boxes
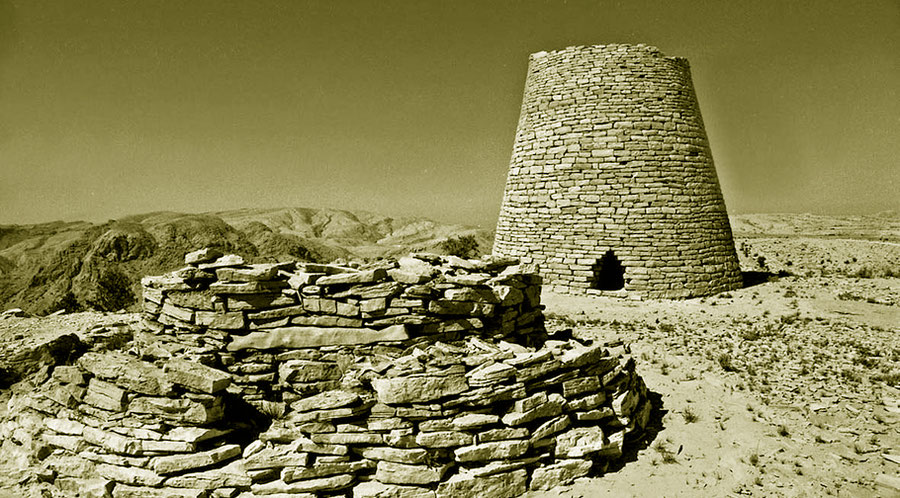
[357,447,428,465]
[375,461,451,485]
[151,444,240,474]
[227,325,409,350]
[435,469,527,498]
[352,481,436,498]
[279,360,342,384]
[195,311,246,329]
[164,358,231,394]
[250,474,354,494]
[371,375,468,405]
[454,440,530,462]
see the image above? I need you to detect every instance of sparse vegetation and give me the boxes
[681,406,699,423]
[439,234,480,258]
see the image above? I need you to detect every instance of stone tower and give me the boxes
[493,44,742,298]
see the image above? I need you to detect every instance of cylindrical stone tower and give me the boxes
[493,44,742,298]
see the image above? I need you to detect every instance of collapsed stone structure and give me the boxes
[5,249,650,497]
[494,44,743,298]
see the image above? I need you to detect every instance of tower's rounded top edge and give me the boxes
[530,43,672,60]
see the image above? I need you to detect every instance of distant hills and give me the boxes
[0,208,492,315]
[2,209,896,316]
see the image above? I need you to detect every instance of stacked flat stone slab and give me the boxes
[21,353,243,498]
[493,43,743,298]
[139,252,545,405]
[9,250,651,497]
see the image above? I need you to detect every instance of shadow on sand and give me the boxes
[741,270,790,289]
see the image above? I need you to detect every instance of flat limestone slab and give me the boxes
[164,358,231,394]
[227,325,408,351]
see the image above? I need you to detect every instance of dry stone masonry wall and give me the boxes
[494,44,743,298]
[6,249,651,498]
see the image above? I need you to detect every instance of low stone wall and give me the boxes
[7,250,651,498]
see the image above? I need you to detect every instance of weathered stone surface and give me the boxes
[502,393,564,426]
[317,269,387,286]
[227,325,409,351]
[415,431,473,448]
[97,463,165,486]
[216,265,278,282]
[290,390,359,413]
[77,351,174,396]
[251,474,354,494]
[52,365,87,385]
[352,481,436,498]
[561,376,601,398]
[375,461,451,485]
[227,293,295,310]
[195,311,246,329]
[151,444,240,474]
[113,483,207,497]
[357,446,428,464]
[83,426,141,454]
[531,414,570,443]
[559,345,608,369]
[243,448,310,470]
[165,460,252,488]
[451,413,500,430]
[167,427,231,443]
[279,360,341,383]
[165,289,217,310]
[140,439,195,453]
[281,460,373,482]
[554,426,608,458]
[198,254,244,270]
[311,432,383,445]
[185,248,222,265]
[163,359,232,394]
[529,459,593,491]
[247,305,307,321]
[371,375,468,405]
[454,440,530,462]
[209,281,286,294]
[46,417,85,435]
[129,395,224,425]
[428,300,494,316]
[43,433,90,453]
[477,427,530,443]
[435,469,527,498]
[162,302,195,322]
[55,477,115,498]
[567,392,606,411]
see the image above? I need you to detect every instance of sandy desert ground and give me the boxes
[0,215,897,497]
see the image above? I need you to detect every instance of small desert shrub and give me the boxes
[871,370,900,385]
[776,424,790,437]
[652,440,678,464]
[717,353,738,372]
[439,235,479,258]
[657,322,676,333]
[748,452,759,466]
[681,406,699,423]
[87,267,135,312]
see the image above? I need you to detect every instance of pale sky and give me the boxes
[1,0,898,227]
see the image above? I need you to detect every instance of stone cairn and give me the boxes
[8,248,651,498]
[493,44,743,298]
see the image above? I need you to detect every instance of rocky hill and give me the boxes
[0,208,491,315]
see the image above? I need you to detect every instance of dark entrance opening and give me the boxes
[591,250,625,290]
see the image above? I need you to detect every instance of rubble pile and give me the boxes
[3,249,651,498]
